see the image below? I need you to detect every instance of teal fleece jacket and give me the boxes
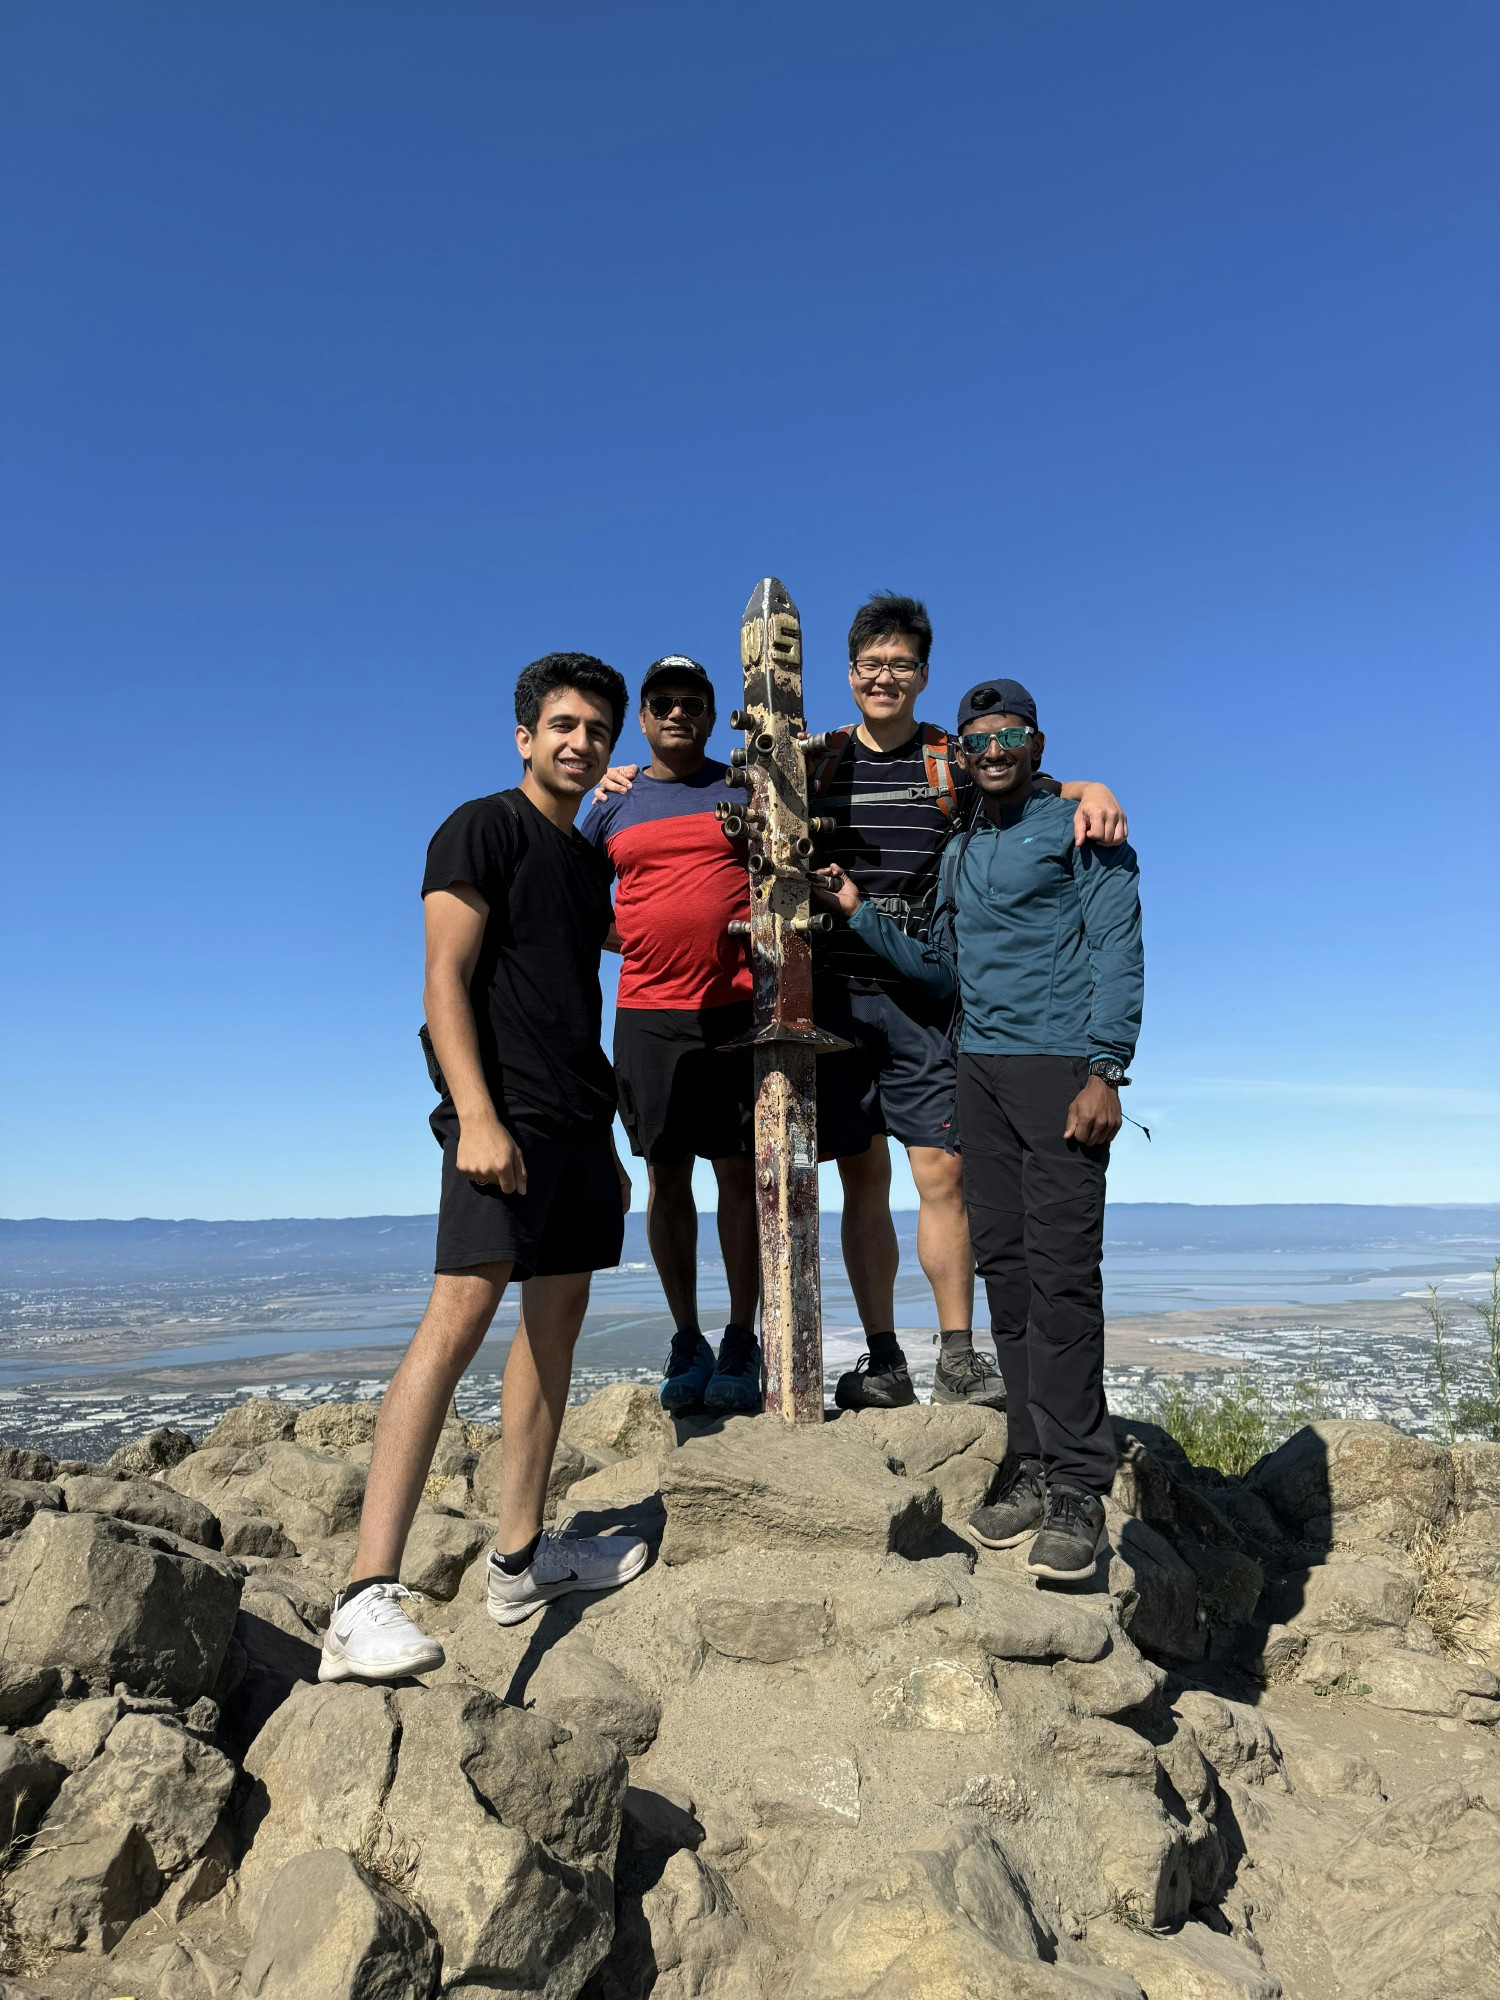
[846,787,1144,1066]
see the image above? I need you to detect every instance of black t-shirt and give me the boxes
[421,788,616,1139]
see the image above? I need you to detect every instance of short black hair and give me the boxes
[514,653,627,747]
[847,593,933,666]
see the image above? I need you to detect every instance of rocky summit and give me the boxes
[0,1391,1496,1998]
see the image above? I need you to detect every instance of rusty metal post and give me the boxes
[723,578,847,1422]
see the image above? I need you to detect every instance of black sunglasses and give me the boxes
[646,693,709,719]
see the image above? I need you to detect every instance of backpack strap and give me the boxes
[810,721,958,821]
[920,722,959,823]
[809,724,858,796]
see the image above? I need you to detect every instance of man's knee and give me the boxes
[907,1144,965,1204]
[838,1139,891,1197]
[648,1157,696,1205]
[711,1152,754,1191]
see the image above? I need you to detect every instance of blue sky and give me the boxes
[2,1,1496,1219]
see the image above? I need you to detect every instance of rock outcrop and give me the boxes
[0,1393,1494,1999]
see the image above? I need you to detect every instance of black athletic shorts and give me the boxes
[813,979,958,1158]
[429,1098,625,1277]
[613,1002,754,1165]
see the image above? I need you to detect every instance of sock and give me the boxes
[939,1328,975,1358]
[723,1320,753,1341]
[342,1573,398,1606]
[496,1532,542,1575]
[675,1323,701,1340]
[867,1331,903,1366]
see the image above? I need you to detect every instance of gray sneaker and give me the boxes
[967,1455,1047,1548]
[486,1528,649,1626]
[1026,1483,1108,1582]
[931,1342,1006,1410]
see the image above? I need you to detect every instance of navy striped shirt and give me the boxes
[813,727,974,991]
[813,725,1060,993]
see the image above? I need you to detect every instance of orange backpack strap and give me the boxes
[809,724,857,796]
[920,722,959,822]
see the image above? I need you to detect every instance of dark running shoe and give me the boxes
[703,1327,763,1415]
[968,1454,1047,1548]
[1026,1482,1109,1581]
[931,1343,1007,1410]
[659,1330,716,1415]
[834,1352,917,1411]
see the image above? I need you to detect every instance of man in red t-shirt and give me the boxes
[581,658,760,1415]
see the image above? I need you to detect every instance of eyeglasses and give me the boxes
[958,727,1034,754]
[646,693,709,719]
[851,657,923,683]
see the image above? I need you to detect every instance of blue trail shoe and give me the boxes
[703,1327,764,1415]
[660,1330,716,1414]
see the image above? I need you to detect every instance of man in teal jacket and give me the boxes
[814,678,1143,1582]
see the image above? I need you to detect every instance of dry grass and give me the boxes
[350,1808,419,1892]
[0,1811,53,1979]
[1411,1525,1485,1664]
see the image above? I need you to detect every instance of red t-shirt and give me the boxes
[581,762,751,1011]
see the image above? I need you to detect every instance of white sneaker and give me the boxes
[486,1529,649,1626]
[318,1582,445,1682]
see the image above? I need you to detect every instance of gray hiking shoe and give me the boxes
[967,1455,1047,1548]
[834,1352,917,1411]
[1026,1483,1109,1582]
[931,1342,1006,1410]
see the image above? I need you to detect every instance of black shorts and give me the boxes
[429,1099,625,1278]
[614,1003,754,1165]
[813,979,958,1158]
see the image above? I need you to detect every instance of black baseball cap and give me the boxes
[640,655,715,703]
[956,678,1038,731]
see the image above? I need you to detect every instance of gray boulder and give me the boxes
[0,1730,65,1841]
[472,1434,591,1520]
[0,1480,64,1539]
[204,1397,300,1448]
[239,1683,401,1922]
[383,1683,625,1995]
[0,1446,56,1483]
[1249,1421,1454,1552]
[168,1439,365,1545]
[1109,1512,1204,1662]
[3,1818,158,1951]
[0,1660,68,1727]
[59,1472,221,1549]
[843,1402,1008,1519]
[792,1826,1138,1997]
[402,1504,490,1600]
[28,1695,125,1770]
[562,1382,676,1461]
[525,1632,662,1754]
[39,1710,235,1877]
[219,1511,298,1559]
[106,1426,197,1479]
[293,1400,381,1452]
[660,1418,942,1564]
[0,1509,240,1702]
[239,1848,440,2000]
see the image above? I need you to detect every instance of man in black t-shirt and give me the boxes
[319,653,649,1685]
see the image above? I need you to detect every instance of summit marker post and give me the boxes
[719,577,848,1422]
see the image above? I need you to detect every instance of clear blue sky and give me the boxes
[3,1,1496,1220]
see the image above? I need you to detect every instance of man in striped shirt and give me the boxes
[811,595,1126,1412]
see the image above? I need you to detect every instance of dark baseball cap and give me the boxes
[956,678,1038,731]
[640,655,715,702]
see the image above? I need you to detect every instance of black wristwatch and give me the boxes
[1088,1058,1127,1087]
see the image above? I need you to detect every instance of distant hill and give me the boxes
[2,1205,1495,1286]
